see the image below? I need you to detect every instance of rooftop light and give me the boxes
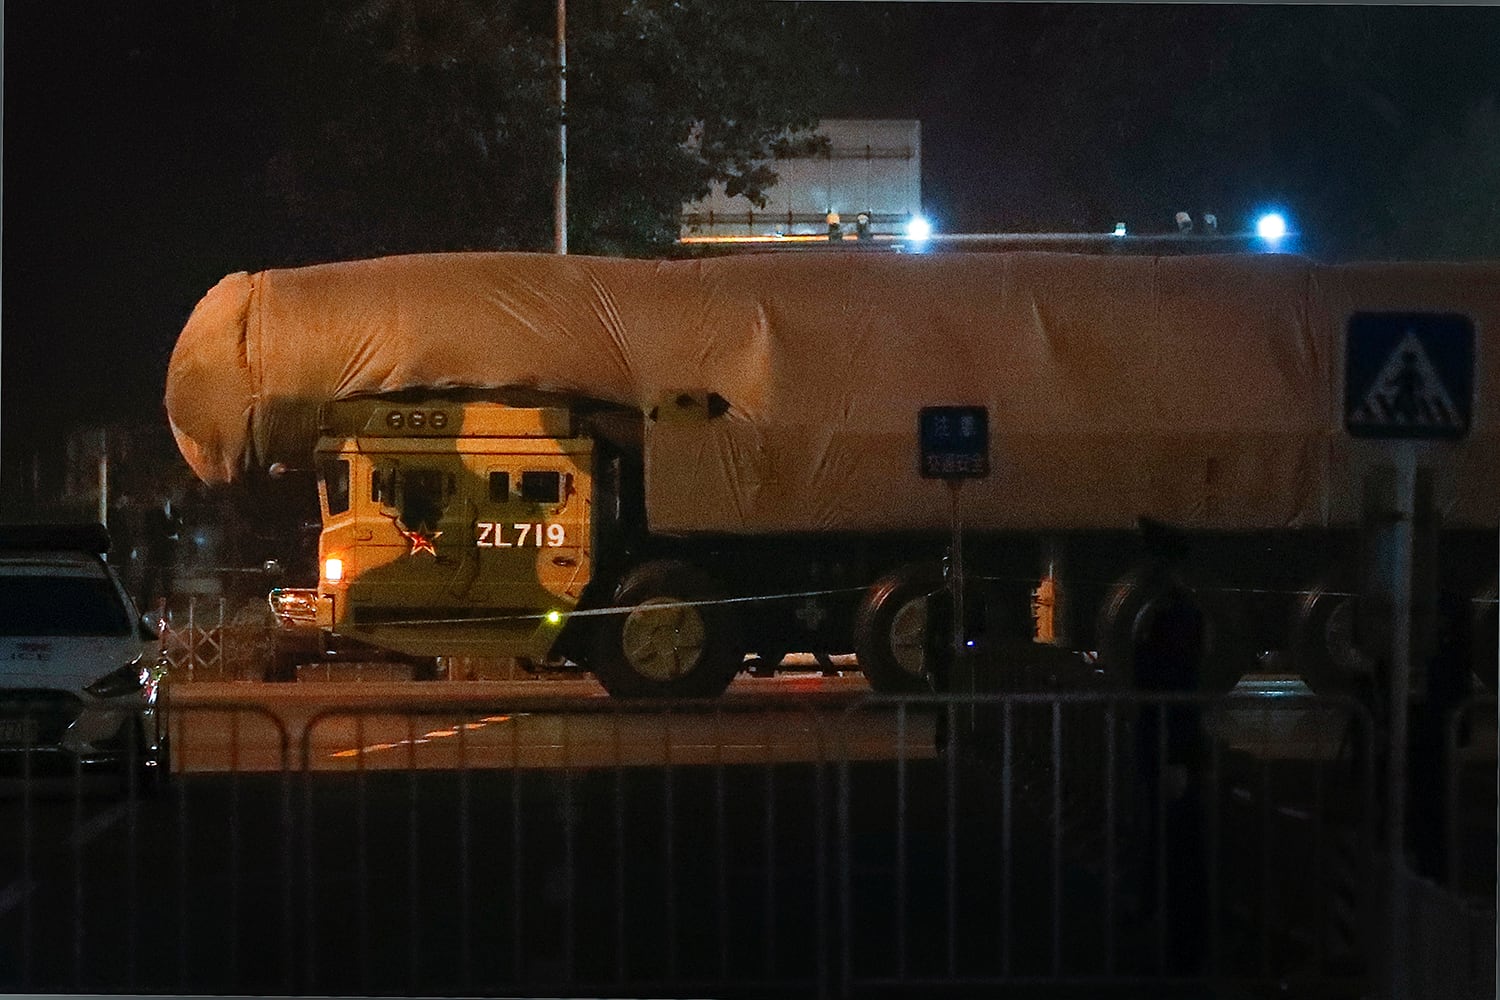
[1256,212,1288,242]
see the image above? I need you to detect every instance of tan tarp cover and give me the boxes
[165,251,1499,533]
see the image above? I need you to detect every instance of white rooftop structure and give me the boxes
[681,119,922,243]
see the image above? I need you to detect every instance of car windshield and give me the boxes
[0,572,133,637]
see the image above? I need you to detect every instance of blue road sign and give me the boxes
[1345,312,1474,441]
[919,406,989,478]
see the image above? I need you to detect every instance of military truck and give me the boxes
[166,251,1498,697]
[269,389,955,696]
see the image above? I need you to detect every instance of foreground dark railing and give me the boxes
[2,686,1493,997]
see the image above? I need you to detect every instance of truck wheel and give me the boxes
[590,560,745,698]
[1288,574,1371,696]
[1096,562,1252,693]
[854,563,943,694]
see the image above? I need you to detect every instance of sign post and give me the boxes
[919,406,990,704]
[1344,311,1474,999]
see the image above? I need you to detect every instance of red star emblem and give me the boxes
[401,527,442,556]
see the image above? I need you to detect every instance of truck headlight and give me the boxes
[324,556,344,584]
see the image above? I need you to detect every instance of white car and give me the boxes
[0,524,169,790]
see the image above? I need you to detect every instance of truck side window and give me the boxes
[520,470,561,504]
[488,471,510,502]
[371,469,390,504]
[320,459,351,515]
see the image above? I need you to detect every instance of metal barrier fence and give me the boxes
[0,688,1402,998]
[1446,693,1498,897]
[155,596,275,681]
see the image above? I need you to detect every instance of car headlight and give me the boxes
[85,660,150,699]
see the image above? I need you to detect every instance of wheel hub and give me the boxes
[888,597,929,677]
[621,596,706,682]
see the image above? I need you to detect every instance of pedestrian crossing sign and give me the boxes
[1345,312,1474,441]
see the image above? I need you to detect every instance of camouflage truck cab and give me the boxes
[308,398,594,661]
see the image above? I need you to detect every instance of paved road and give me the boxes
[164,672,938,773]
[162,670,1446,775]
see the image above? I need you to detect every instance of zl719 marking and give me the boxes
[476,522,567,548]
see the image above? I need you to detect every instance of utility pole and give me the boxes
[1,3,7,485]
[554,0,567,255]
[97,428,109,527]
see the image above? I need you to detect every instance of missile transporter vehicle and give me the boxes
[164,251,1499,697]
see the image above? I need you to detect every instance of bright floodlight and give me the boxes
[1256,212,1288,242]
[906,216,932,243]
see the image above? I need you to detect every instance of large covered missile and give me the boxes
[165,251,1499,534]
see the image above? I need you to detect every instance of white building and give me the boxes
[681,119,922,243]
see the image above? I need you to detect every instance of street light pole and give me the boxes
[554,0,567,255]
[1,2,7,485]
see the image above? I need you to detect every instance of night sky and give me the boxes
[5,2,1500,493]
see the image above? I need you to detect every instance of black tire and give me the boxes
[1288,574,1372,696]
[1095,562,1253,693]
[853,563,944,694]
[589,560,745,698]
[123,718,169,799]
[144,729,171,796]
